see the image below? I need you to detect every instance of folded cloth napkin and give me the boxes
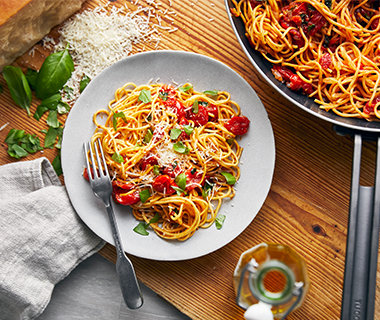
[0,157,105,320]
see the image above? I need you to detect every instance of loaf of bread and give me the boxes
[0,0,86,71]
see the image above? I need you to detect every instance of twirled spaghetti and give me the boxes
[85,82,250,241]
[231,0,380,120]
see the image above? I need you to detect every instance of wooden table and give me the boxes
[0,0,379,319]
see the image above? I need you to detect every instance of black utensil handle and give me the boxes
[340,134,380,320]
[366,136,380,320]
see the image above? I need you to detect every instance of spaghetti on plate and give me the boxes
[231,0,380,120]
[84,82,250,241]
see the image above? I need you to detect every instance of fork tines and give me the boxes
[84,139,109,180]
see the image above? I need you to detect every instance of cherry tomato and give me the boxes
[364,96,380,115]
[185,169,204,191]
[272,65,313,95]
[320,53,332,70]
[224,116,250,135]
[164,97,186,120]
[112,180,134,191]
[186,105,209,127]
[159,84,176,101]
[206,104,219,122]
[140,154,159,170]
[113,190,140,206]
[162,162,182,178]
[152,175,176,194]
[83,168,92,181]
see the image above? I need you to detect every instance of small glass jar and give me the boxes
[233,243,309,320]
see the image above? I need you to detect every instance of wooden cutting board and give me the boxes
[0,0,379,319]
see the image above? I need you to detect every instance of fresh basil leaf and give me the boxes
[25,68,38,90]
[40,129,48,134]
[40,93,62,110]
[226,137,235,146]
[2,66,32,116]
[113,111,127,131]
[172,186,187,196]
[215,214,226,230]
[55,127,63,149]
[148,213,160,225]
[221,171,236,185]
[153,165,160,175]
[190,167,197,175]
[52,153,63,176]
[57,101,70,114]
[204,90,218,98]
[159,91,169,101]
[202,180,214,199]
[173,141,189,154]
[44,126,58,148]
[5,129,25,144]
[133,222,149,236]
[112,151,124,164]
[139,189,151,203]
[144,128,153,143]
[8,144,29,159]
[179,85,192,93]
[33,105,49,121]
[46,110,60,128]
[170,128,182,140]
[175,172,187,190]
[138,89,151,103]
[80,74,90,93]
[183,124,193,135]
[35,47,74,100]
[21,134,43,153]
[192,100,199,114]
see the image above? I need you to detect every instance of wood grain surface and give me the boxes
[0,0,379,319]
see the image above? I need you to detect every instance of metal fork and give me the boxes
[84,139,143,309]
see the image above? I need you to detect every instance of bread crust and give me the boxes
[0,0,86,70]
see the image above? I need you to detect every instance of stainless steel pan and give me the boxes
[225,1,380,319]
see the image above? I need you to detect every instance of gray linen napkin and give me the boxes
[0,157,105,320]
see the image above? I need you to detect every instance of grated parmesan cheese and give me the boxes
[53,2,164,104]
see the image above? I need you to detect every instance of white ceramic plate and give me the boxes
[61,50,275,261]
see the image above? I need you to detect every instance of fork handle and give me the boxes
[105,201,143,309]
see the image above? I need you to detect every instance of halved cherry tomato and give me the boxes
[114,190,140,206]
[162,162,182,178]
[140,154,159,170]
[152,175,176,194]
[112,180,134,191]
[225,116,250,135]
[159,84,176,101]
[186,105,208,127]
[320,53,332,70]
[206,104,219,122]
[83,168,92,181]
[185,169,204,191]
[364,96,380,115]
[272,65,313,95]
[164,97,186,120]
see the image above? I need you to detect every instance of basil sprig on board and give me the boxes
[1,46,76,176]
[2,66,32,116]
[35,46,74,100]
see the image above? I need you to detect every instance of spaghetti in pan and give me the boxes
[84,82,250,241]
[231,0,380,120]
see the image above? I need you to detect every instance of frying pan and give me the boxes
[224,1,380,319]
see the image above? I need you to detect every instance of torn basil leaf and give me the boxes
[144,128,153,143]
[25,68,38,90]
[204,90,218,98]
[170,128,182,140]
[179,85,192,93]
[44,126,58,148]
[133,223,149,236]
[46,110,60,128]
[112,151,124,164]
[175,173,187,190]
[113,111,127,131]
[221,171,236,185]
[183,124,194,135]
[173,141,189,154]
[192,100,199,114]
[52,153,63,176]
[2,66,32,116]
[139,189,151,203]
[215,214,226,230]
[138,89,151,103]
[80,74,90,93]
[153,165,160,175]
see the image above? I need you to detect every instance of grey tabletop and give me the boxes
[36,253,191,320]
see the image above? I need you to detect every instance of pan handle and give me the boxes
[333,126,380,320]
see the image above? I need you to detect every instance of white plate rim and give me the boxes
[61,50,275,261]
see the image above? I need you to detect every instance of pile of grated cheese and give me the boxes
[52,2,164,104]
